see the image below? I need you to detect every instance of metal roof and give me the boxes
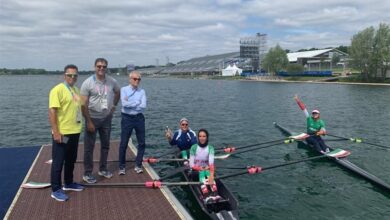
[287,48,333,62]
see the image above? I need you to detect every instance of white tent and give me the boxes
[222,64,242,76]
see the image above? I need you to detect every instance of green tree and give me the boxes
[286,63,304,75]
[372,23,390,81]
[335,45,349,54]
[262,44,289,75]
[349,23,390,81]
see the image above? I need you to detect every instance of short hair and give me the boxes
[64,64,78,72]
[129,70,141,78]
[94,58,108,66]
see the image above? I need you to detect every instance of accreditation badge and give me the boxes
[76,107,82,123]
[101,96,108,110]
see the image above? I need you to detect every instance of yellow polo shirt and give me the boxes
[49,83,82,134]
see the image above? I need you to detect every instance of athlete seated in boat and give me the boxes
[165,117,197,164]
[189,129,220,202]
[294,95,330,154]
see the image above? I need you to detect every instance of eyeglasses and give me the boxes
[181,123,188,126]
[96,65,107,69]
[65,74,78,78]
[132,78,141,81]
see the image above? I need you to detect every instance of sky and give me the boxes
[1,0,389,70]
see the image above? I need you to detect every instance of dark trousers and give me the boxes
[51,133,80,192]
[119,113,145,169]
[306,135,329,152]
[83,116,112,175]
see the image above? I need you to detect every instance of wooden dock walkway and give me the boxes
[5,140,192,220]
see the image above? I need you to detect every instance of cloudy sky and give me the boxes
[1,0,389,70]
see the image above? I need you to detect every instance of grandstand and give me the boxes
[138,52,244,75]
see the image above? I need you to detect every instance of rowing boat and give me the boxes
[180,168,239,220]
[174,159,239,220]
[274,122,390,191]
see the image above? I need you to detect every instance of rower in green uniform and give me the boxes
[294,95,330,154]
[189,129,220,202]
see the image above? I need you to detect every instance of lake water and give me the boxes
[0,75,389,219]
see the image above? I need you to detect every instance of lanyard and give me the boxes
[63,82,75,97]
[63,82,80,103]
[93,75,108,96]
[95,85,108,96]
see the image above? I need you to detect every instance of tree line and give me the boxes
[262,23,390,82]
[0,65,164,75]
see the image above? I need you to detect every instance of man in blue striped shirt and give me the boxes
[118,71,147,175]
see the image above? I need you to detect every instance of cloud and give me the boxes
[0,0,389,70]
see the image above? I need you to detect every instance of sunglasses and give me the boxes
[66,74,78,78]
[96,65,107,69]
[132,78,141,81]
[181,123,188,126]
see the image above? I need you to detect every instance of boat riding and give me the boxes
[175,158,239,220]
[274,122,390,191]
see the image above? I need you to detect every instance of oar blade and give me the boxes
[289,133,309,140]
[22,182,51,189]
[215,154,230,159]
[326,148,351,158]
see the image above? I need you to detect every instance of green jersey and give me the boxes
[307,117,325,135]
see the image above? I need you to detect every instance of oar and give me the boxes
[216,138,292,153]
[44,153,231,165]
[21,180,201,189]
[84,180,201,188]
[227,141,291,156]
[327,134,390,149]
[217,149,349,180]
[143,153,230,163]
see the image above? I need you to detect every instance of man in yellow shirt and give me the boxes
[49,64,84,201]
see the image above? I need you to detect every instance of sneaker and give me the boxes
[51,189,68,202]
[210,192,222,201]
[118,168,126,175]
[83,174,97,184]
[134,166,143,174]
[204,196,214,204]
[63,182,84,191]
[98,170,113,178]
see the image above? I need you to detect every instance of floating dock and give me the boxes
[5,140,192,220]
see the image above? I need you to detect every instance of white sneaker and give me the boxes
[134,166,143,174]
[118,168,126,175]
[98,170,113,178]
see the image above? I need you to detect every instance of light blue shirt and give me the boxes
[120,85,147,115]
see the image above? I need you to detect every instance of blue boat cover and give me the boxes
[0,146,40,218]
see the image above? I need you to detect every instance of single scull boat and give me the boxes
[274,122,390,191]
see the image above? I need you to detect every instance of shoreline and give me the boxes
[239,76,390,86]
[2,74,390,86]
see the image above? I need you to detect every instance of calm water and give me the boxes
[1,75,389,219]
